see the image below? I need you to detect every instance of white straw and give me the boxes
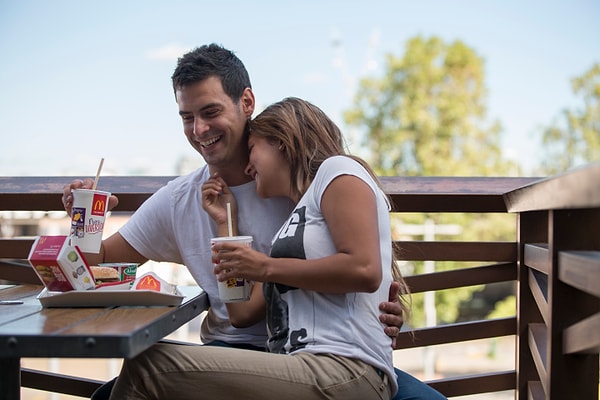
[226,202,233,236]
[92,158,104,190]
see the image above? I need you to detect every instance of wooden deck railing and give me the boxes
[1,162,598,399]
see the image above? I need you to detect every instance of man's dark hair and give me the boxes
[171,43,251,103]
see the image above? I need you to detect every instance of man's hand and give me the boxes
[379,280,404,348]
[62,178,119,216]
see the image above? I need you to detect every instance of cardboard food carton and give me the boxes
[28,235,95,291]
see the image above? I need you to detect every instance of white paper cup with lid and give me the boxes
[69,189,111,253]
[211,235,253,302]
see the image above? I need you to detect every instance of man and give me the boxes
[63,43,445,399]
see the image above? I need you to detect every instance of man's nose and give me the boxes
[193,119,209,137]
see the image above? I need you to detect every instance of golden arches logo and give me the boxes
[93,200,105,212]
[137,275,161,291]
[91,193,108,216]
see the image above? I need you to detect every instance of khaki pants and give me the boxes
[110,343,393,400]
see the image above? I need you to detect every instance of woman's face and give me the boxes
[245,134,291,199]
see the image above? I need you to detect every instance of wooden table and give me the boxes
[0,284,209,400]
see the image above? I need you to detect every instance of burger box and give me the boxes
[28,235,96,292]
[28,236,183,307]
[97,262,139,283]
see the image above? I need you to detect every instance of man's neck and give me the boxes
[208,166,253,187]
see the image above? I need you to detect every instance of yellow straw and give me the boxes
[226,202,233,236]
[92,158,104,190]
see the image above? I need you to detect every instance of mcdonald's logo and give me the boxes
[91,193,108,216]
[136,275,161,291]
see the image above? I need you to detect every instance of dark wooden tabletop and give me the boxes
[0,284,208,359]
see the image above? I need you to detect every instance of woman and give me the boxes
[109,97,411,399]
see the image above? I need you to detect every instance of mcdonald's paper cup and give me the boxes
[69,189,110,253]
[211,236,253,302]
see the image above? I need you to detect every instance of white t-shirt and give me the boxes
[120,166,294,347]
[264,156,397,392]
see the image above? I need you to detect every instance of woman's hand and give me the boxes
[62,178,119,216]
[212,241,270,283]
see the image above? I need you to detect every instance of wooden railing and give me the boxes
[1,163,598,399]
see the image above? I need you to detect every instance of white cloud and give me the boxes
[146,43,191,61]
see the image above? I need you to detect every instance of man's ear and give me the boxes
[241,87,255,117]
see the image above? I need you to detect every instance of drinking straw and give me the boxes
[92,158,104,190]
[226,202,233,236]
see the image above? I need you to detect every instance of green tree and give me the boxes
[540,63,600,174]
[344,35,518,327]
[345,35,518,177]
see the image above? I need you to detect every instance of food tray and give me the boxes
[37,287,184,307]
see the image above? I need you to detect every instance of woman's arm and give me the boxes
[225,282,266,328]
[214,175,383,293]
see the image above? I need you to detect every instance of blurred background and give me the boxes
[1,0,598,178]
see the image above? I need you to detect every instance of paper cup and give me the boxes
[211,236,253,302]
[69,189,111,253]
[98,262,139,282]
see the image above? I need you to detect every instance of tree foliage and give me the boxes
[344,35,518,177]
[344,36,519,327]
[540,63,600,174]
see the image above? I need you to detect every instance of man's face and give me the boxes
[176,76,254,174]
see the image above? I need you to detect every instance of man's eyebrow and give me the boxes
[178,103,222,116]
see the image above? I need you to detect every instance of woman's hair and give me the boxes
[250,97,411,320]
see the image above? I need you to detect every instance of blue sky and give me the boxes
[1,0,598,177]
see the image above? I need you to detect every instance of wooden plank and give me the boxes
[515,212,547,400]
[528,269,549,325]
[396,317,516,349]
[528,323,547,393]
[559,251,600,297]
[21,368,102,398]
[404,263,516,293]
[0,176,538,213]
[563,312,600,355]
[504,161,600,212]
[523,243,549,274]
[0,259,40,284]
[527,380,545,400]
[0,176,174,212]
[394,241,517,262]
[547,208,600,399]
[0,285,44,326]
[0,284,43,299]
[0,239,37,260]
[427,370,516,397]
[0,358,20,400]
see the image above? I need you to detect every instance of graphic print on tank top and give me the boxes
[264,206,306,354]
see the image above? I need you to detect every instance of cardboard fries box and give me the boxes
[28,235,95,292]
